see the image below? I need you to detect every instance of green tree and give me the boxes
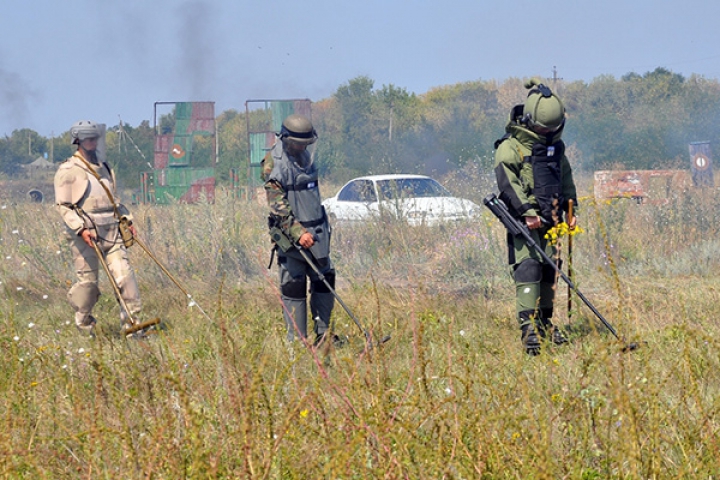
[0,129,49,175]
[106,121,154,191]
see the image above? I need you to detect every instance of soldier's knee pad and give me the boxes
[68,281,100,312]
[514,259,542,283]
[541,260,560,283]
[281,277,307,299]
[311,272,335,293]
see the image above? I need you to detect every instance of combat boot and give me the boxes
[76,316,97,338]
[549,327,568,345]
[521,323,541,356]
[313,332,347,349]
[539,319,568,346]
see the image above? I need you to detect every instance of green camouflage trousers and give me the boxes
[508,226,559,326]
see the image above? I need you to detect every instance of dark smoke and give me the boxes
[175,1,218,99]
[0,66,37,134]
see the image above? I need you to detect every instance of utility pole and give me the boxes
[551,66,563,86]
[388,104,393,142]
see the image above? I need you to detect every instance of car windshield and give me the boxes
[377,178,451,200]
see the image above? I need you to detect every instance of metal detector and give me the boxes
[294,246,391,353]
[270,226,390,352]
[484,194,641,352]
[90,239,160,335]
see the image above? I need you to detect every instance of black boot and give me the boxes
[540,319,568,346]
[314,332,347,349]
[521,323,541,356]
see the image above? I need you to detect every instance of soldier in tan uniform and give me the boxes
[54,120,142,336]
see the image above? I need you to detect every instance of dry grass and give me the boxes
[1,176,720,479]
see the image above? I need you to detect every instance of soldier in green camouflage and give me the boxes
[263,114,339,347]
[493,80,578,355]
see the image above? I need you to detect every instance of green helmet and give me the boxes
[70,120,101,145]
[280,114,317,145]
[522,79,565,132]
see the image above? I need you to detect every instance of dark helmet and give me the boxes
[280,114,317,145]
[522,79,565,132]
[70,120,101,145]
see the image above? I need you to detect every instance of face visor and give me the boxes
[282,137,317,167]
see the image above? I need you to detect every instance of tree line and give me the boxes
[2,67,718,191]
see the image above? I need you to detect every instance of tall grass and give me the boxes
[1,175,720,478]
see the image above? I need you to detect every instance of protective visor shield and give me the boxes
[95,123,107,164]
[284,138,317,168]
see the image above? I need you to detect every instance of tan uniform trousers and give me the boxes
[66,221,141,330]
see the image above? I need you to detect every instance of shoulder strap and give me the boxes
[72,152,122,220]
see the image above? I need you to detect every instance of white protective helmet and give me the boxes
[70,120,101,145]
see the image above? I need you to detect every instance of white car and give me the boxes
[322,174,481,226]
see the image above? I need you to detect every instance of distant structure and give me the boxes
[139,101,217,204]
[22,156,55,173]
[21,156,56,203]
[688,141,714,187]
[594,170,692,205]
[235,98,312,200]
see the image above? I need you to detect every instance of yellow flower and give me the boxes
[300,409,309,418]
[544,222,584,245]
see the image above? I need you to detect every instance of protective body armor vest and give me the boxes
[525,140,565,225]
[267,142,331,260]
[54,153,125,231]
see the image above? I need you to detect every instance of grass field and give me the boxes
[1,173,720,479]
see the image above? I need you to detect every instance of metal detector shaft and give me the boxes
[90,239,137,327]
[132,236,213,322]
[567,199,574,320]
[92,239,160,335]
[484,194,622,340]
[294,246,373,345]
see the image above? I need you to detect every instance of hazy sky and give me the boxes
[2,0,720,137]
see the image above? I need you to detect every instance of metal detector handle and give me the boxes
[484,193,622,341]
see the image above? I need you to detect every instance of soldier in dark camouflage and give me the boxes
[263,114,340,347]
[493,80,578,355]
